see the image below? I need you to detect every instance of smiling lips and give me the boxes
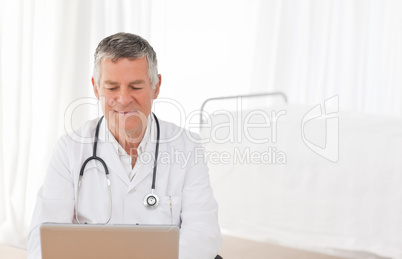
[115,110,138,115]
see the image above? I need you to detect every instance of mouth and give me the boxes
[114,110,138,115]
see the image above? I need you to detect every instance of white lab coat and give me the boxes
[27,117,222,259]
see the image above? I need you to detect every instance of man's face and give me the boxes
[92,57,161,139]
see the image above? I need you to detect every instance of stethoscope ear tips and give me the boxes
[143,193,159,209]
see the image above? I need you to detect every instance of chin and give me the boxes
[119,118,146,134]
[107,111,148,134]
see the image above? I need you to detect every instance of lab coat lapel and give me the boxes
[130,157,153,189]
[130,117,158,189]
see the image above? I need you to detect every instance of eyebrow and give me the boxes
[104,80,119,85]
[103,80,145,85]
[128,80,145,85]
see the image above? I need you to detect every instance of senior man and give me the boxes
[27,32,222,259]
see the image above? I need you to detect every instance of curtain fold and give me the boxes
[0,0,5,225]
[1,0,36,247]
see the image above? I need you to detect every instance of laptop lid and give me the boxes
[40,223,179,259]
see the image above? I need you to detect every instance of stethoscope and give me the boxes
[75,113,161,224]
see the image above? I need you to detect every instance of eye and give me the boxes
[107,87,118,91]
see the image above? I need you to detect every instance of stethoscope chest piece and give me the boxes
[143,191,159,209]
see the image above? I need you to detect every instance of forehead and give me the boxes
[100,57,149,80]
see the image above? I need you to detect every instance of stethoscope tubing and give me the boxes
[75,113,160,224]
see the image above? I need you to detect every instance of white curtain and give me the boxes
[251,0,402,117]
[0,0,401,249]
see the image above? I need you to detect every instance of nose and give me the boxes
[116,87,133,106]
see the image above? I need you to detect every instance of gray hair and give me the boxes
[93,32,159,88]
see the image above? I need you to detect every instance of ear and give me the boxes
[153,74,162,99]
[92,77,99,99]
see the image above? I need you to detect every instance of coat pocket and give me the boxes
[159,195,182,226]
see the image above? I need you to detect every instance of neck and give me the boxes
[109,126,146,157]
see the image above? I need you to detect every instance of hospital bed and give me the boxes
[199,92,402,259]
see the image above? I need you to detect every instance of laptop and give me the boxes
[40,223,179,259]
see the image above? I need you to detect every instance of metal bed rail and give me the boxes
[199,92,288,124]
